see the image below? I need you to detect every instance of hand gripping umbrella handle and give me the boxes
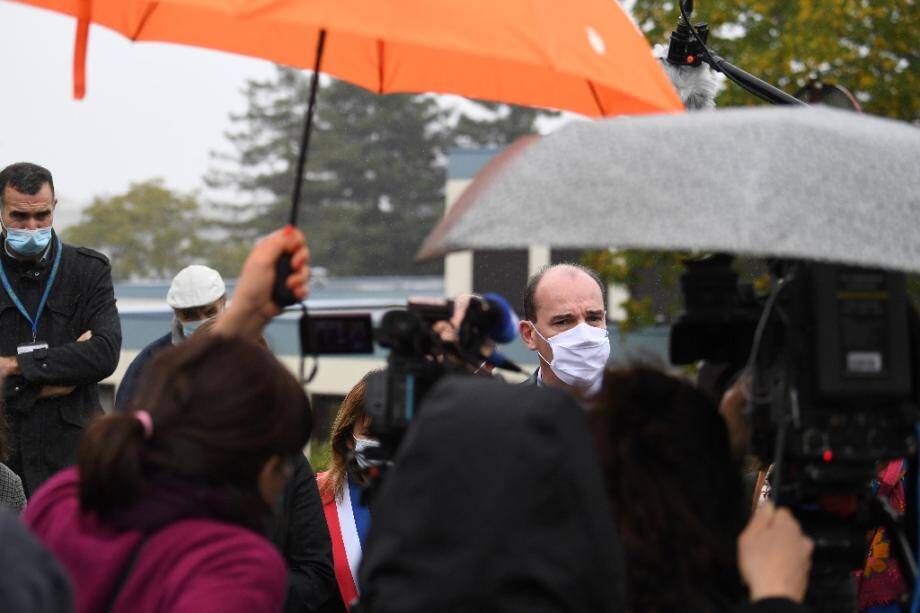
[272,253,298,307]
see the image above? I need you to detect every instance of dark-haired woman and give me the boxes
[23,228,313,613]
[592,366,813,613]
[188,319,343,613]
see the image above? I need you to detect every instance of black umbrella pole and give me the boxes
[273,29,327,308]
[289,29,328,227]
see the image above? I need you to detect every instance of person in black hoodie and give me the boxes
[358,376,624,612]
[357,374,812,613]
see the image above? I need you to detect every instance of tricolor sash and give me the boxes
[318,472,369,609]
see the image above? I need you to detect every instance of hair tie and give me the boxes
[135,410,154,439]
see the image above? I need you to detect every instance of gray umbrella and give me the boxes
[418,106,920,272]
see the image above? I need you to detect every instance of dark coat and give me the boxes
[272,453,344,613]
[0,508,73,613]
[113,332,172,412]
[1,236,121,495]
[358,376,626,612]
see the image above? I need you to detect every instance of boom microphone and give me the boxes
[661,0,720,110]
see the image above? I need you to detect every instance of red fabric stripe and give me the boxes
[318,472,359,609]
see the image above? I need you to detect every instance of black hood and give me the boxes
[358,376,624,613]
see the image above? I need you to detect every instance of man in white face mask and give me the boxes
[519,264,611,398]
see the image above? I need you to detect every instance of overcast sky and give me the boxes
[0,1,277,223]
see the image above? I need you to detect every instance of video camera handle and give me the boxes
[670,0,805,107]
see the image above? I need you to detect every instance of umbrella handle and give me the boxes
[272,253,299,307]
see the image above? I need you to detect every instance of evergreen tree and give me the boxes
[206,67,557,276]
[452,101,560,148]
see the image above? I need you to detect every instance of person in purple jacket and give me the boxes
[24,228,312,613]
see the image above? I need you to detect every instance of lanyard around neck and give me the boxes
[0,237,63,342]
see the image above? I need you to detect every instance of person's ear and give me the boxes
[519,319,538,350]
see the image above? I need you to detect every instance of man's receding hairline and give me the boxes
[535,265,603,300]
[528,263,606,321]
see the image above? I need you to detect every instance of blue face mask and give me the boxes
[181,318,209,338]
[5,226,52,256]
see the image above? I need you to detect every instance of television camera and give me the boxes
[671,254,920,611]
[299,293,521,472]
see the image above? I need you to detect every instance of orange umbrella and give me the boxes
[16,0,682,117]
[13,0,683,302]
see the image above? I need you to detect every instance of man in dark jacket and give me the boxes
[0,162,121,496]
[519,263,611,398]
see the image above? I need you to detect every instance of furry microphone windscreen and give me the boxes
[660,60,723,111]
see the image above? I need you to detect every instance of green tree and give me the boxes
[206,67,557,276]
[452,101,560,148]
[63,180,205,281]
[634,0,917,120]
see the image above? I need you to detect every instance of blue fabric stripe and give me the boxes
[348,478,371,549]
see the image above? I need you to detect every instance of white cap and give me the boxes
[166,265,226,309]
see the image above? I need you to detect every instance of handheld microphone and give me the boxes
[459,292,523,373]
[479,292,520,343]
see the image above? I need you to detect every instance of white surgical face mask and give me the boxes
[530,321,610,392]
[353,435,380,470]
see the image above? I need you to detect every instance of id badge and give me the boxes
[17,341,49,355]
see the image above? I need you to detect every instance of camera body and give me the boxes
[300,296,511,447]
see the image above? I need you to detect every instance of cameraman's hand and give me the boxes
[719,374,752,461]
[214,227,310,339]
[739,502,813,604]
[431,294,496,374]
[431,294,473,343]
